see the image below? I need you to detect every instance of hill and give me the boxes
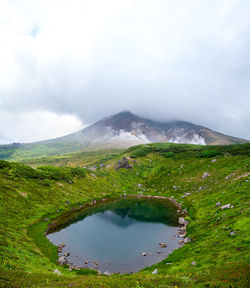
[0,112,248,161]
[0,143,249,287]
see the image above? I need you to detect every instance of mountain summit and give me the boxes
[62,111,246,147]
[0,111,248,160]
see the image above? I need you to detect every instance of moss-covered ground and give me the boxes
[0,143,249,287]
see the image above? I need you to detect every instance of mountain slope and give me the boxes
[0,143,249,287]
[0,111,248,160]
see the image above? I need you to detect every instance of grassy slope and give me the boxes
[19,149,123,168]
[0,143,249,287]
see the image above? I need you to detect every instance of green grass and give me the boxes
[0,143,249,287]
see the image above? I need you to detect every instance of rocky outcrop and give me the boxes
[114,157,133,170]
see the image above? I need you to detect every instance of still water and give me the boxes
[47,198,181,274]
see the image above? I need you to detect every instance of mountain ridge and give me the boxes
[0,111,248,160]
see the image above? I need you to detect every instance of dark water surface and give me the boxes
[47,198,181,273]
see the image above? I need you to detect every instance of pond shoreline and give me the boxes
[46,194,190,274]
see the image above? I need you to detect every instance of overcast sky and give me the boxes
[0,0,249,143]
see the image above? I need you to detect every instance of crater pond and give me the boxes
[47,198,182,274]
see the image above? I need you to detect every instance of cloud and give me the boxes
[0,0,249,143]
[0,111,83,143]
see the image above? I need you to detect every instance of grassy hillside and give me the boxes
[0,142,123,162]
[0,143,249,287]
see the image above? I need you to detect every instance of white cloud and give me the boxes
[0,0,249,142]
[0,110,83,143]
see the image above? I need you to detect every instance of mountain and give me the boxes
[0,111,248,160]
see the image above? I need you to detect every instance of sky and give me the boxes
[0,0,249,144]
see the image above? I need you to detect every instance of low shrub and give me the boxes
[165,151,174,158]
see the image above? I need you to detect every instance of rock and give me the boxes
[58,256,67,265]
[44,218,49,221]
[137,184,142,188]
[142,252,146,256]
[178,234,186,238]
[84,260,89,264]
[156,250,161,254]
[103,271,112,276]
[183,237,191,244]
[221,204,231,209]
[68,268,72,271]
[202,172,209,179]
[225,173,235,180]
[191,261,196,266]
[178,217,187,225]
[230,231,236,236]
[64,252,70,257]
[199,186,206,190]
[211,159,217,163]
[53,269,62,275]
[165,262,172,265]
[115,157,132,170]
[152,269,158,274]
[159,242,167,248]
[215,202,221,207]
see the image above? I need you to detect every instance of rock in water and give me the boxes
[58,256,67,265]
[178,217,187,225]
[159,242,167,248]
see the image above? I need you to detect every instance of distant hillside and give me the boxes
[0,111,248,160]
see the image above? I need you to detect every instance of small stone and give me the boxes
[53,269,62,275]
[104,271,112,276]
[215,202,221,207]
[137,184,142,188]
[202,172,209,179]
[178,217,187,225]
[64,252,70,257]
[68,268,72,271]
[157,250,161,254]
[159,242,167,248]
[191,261,196,266]
[84,260,89,264]
[58,256,67,265]
[183,237,191,244]
[142,252,146,256]
[211,159,217,163]
[225,173,235,180]
[152,269,158,274]
[221,204,231,209]
[230,231,236,236]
